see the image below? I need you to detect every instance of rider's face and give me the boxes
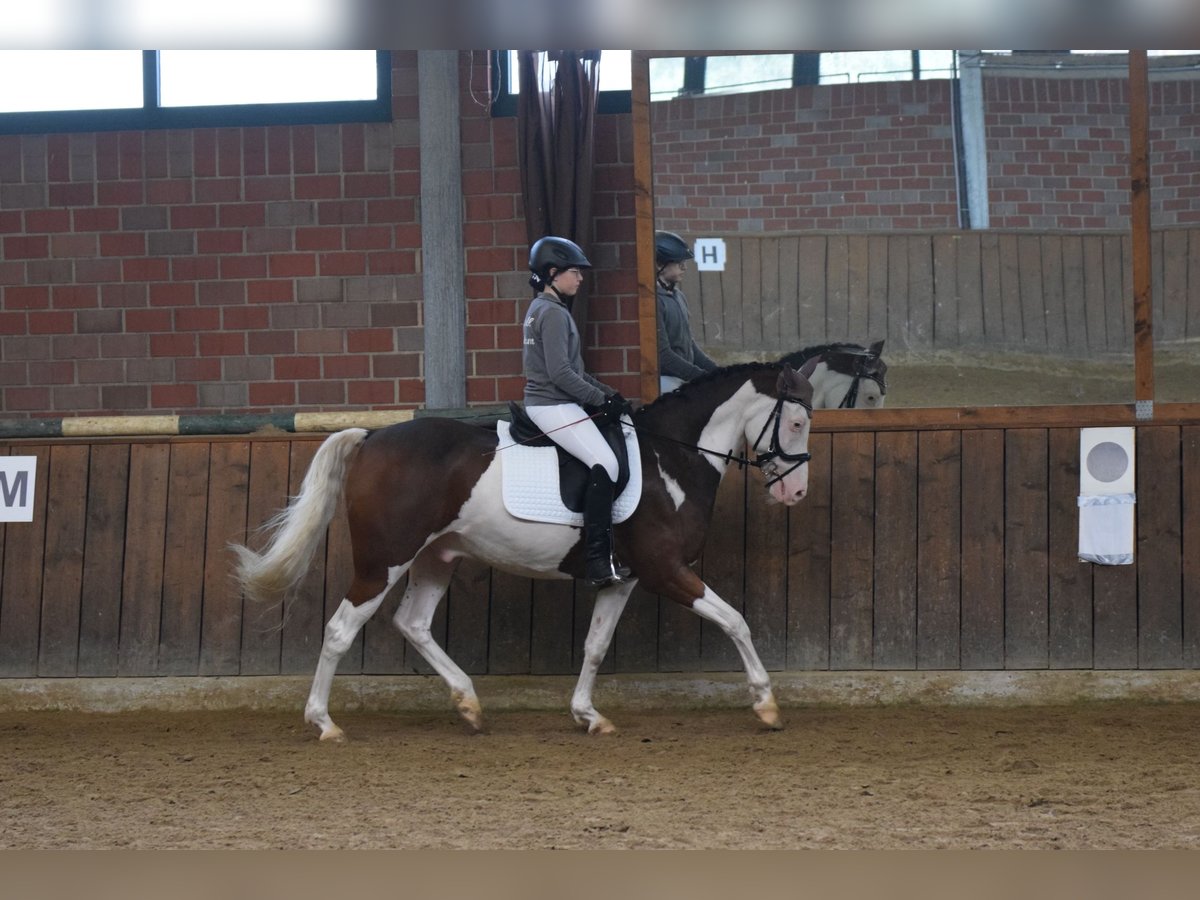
[550,266,584,296]
[659,260,686,285]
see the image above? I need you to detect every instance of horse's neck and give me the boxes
[811,365,851,409]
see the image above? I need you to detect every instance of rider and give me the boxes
[655,230,718,392]
[522,236,632,588]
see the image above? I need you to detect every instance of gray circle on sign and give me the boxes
[1086,441,1129,483]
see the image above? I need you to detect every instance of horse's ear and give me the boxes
[779,363,814,405]
[868,339,884,357]
[798,356,820,379]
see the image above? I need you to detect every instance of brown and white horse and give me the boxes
[781,340,888,409]
[233,363,813,740]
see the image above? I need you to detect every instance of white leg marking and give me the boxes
[304,579,397,741]
[392,556,484,731]
[570,579,637,734]
[691,586,782,729]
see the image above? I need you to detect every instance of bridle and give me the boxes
[749,395,813,488]
[835,351,887,409]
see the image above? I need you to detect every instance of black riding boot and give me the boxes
[584,465,632,588]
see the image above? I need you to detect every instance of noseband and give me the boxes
[837,352,887,409]
[751,395,813,488]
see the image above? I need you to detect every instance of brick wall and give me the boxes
[0,51,638,419]
[652,74,1200,234]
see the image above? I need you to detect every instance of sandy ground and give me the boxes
[4,702,1200,849]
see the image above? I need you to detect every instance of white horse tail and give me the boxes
[231,427,370,607]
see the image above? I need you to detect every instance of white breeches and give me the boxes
[525,402,619,482]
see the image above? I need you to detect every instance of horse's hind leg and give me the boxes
[570,579,637,734]
[690,584,782,729]
[392,551,483,731]
[304,568,402,742]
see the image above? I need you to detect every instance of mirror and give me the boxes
[636,51,1199,409]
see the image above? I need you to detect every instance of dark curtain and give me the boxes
[518,50,600,335]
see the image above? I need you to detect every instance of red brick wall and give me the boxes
[0,51,638,419]
[651,75,1200,234]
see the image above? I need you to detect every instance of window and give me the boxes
[491,50,633,115]
[0,50,390,134]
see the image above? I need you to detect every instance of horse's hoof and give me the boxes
[455,696,484,732]
[754,702,784,731]
[319,725,346,742]
[588,717,617,735]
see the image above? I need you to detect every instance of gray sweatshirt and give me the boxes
[656,281,718,381]
[522,291,612,407]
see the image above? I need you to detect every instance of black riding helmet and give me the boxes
[529,236,592,292]
[654,230,694,266]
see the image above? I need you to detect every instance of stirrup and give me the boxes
[587,557,631,588]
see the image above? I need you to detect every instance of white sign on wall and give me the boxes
[693,238,726,271]
[0,457,37,523]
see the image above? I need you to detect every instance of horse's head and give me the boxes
[785,339,888,409]
[749,363,813,506]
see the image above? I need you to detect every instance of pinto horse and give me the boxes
[781,340,888,409]
[233,363,813,740]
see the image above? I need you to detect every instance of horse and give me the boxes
[232,363,814,741]
[780,339,887,409]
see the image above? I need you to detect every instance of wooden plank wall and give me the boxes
[2,424,1199,679]
[693,229,1200,355]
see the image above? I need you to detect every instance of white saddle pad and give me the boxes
[497,417,641,526]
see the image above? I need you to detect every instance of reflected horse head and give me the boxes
[780,339,887,409]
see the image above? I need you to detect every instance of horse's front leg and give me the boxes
[570,578,638,734]
[690,584,782,730]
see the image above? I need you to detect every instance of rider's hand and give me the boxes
[601,392,633,424]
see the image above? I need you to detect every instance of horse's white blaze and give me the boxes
[451,457,579,578]
[697,382,770,475]
[655,451,687,511]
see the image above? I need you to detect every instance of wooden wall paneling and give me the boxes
[847,234,871,341]
[1162,229,1188,342]
[955,233,983,348]
[1137,426,1183,667]
[157,442,211,676]
[701,464,746,671]
[871,431,918,669]
[798,235,827,344]
[446,558,492,675]
[365,572,411,673]
[0,445,49,676]
[116,444,169,676]
[1082,236,1109,352]
[614,583,659,673]
[697,263,725,347]
[1004,429,1049,668]
[743,465,788,670]
[720,237,744,348]
[324,492,363,674]
[530,578,576,675]
[757,236,780,352]
[1060,235,1087,355]
[77,444,129,676]
[280,441,326,674]
[199,440,250,675]
[778,236,801,351]
[829,431,875,669]
[240,440,291,675]
[886,234,910,351]
[866,234,889,344]
[1093,562,1138,668]
[960,430,1005,668]
[487,571,533,674]
[826,234,850,341]
[1151,230,1167,339]
[1047,428,1092,668]
[37,445,89,676]
[1040,235,1068,352]
[1188,230,1200,341]
[740,236,763,350]
[1017,235,1047,349]
[931,233,959,349]
[917,430,962,669]
[979,233,1003,344]
[1183,425,1200,666]
[787,431,832,669]
[1103,235,1129,352]
[907,235,934,351]
[998,233,1024,349]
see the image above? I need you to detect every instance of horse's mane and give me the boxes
[779,342,869,374]
[635,362,783,417]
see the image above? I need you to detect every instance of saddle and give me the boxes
[498,402,641,526]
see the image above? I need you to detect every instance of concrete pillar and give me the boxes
[418,50,466,408]
[958,50,990,230]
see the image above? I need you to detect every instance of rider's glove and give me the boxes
[601,392,633,424]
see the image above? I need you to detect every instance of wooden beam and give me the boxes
[631,52,659,403]
[1129,50,1154,405]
